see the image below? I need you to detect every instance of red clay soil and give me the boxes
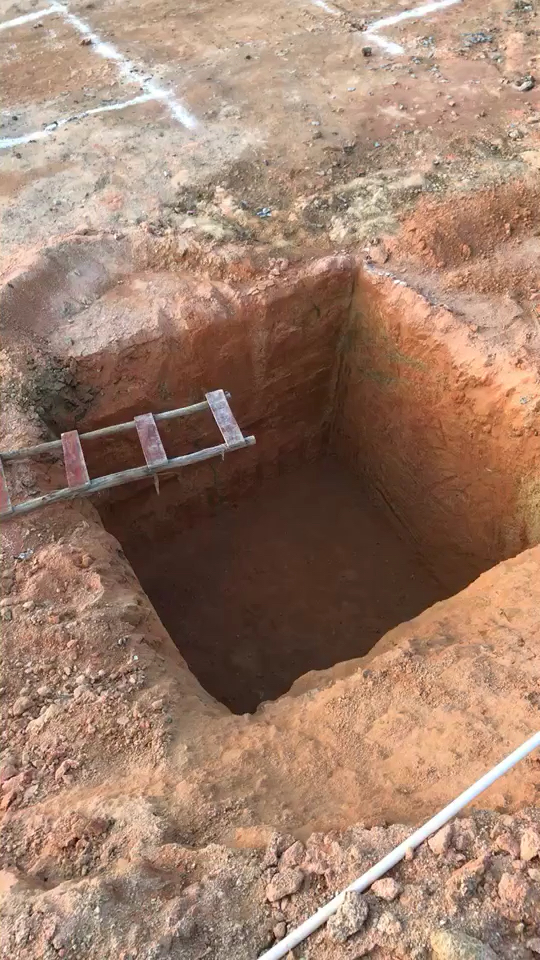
[118,458,445,713]
[1,0,540,951]
[2,241,540,956]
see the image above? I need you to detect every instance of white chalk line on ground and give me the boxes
[367,0,461,32]
[0,6,58,31]
[50,1,198,129]
[0,93,156,149]
[0,0,197,149]
[311,0,342,13]
[363,31,404,54]
[308,0,461,56]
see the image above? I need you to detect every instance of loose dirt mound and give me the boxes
[3,809,540,958]
[390,180,540,272]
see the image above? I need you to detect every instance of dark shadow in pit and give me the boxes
[116,457,445,713]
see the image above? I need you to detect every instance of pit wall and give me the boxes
[333,268,540,592]
[8,236,539,586]
[76,255,354,547]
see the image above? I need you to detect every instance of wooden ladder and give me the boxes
[0,390,255,521]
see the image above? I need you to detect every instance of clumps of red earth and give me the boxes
[389,180,540,271]
[2,809,540,958]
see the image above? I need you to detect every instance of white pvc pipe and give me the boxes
[259,730,540,960]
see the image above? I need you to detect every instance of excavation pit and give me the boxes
[10,245,538,715]
[102,457,446,713]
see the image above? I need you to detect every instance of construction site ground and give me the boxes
[1,0,540,956]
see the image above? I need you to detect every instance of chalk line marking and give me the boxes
[307,0,461,56]
[367,0,461,33]
[365,0,461,54]
[363,32,405,54]
[311,0,341,13]
[0,0,197,144]
[0,93,156,150]
[49,1,197,129]
[0,6,58,31]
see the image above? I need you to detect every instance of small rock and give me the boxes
[494,831,520,858]
[526,938,540,955]
[428,824,454,856]
[370,877,402,901]
[377,911,402,938]
[280,841,305,868]
[26,702,61,735]
[327,891,369,943]
[498,871,540,923]
[266,868,304,902]
[2,771,30,792]
[430,929,499,960]
[453,820,477,854]
[446,855,488,902]
[362,46,372,56]
[54,759,75,783]
[0,788,18,811]
[520,827,540,861]
[150,699,164,711]
[37,685,51,698]
[261,833,295,869]
[514,75,535,92]
[0,762,18,784]
[23,784,39,802]
[367,242,389,266]
[273,922,287,940]
[12,695,33,717]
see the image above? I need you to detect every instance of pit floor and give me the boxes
[125,458,447,713]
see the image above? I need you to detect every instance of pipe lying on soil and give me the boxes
[259,730,540,960]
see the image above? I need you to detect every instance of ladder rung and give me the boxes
[0,392,255,521]
[206,389,244,448]
[0,459,12,514]
[61,431,90,489]
[134,414,168,468]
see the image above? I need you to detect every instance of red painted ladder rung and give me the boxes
[0,459,13,514]
[61,431,90,489]
[206,389,244,448]
[134,413,168,468]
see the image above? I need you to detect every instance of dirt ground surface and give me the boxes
[1,0,540,956]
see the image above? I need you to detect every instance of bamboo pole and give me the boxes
[1,436,255,520]
[0,396,228,462]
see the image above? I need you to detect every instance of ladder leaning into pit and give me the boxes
[0,390,255,521]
